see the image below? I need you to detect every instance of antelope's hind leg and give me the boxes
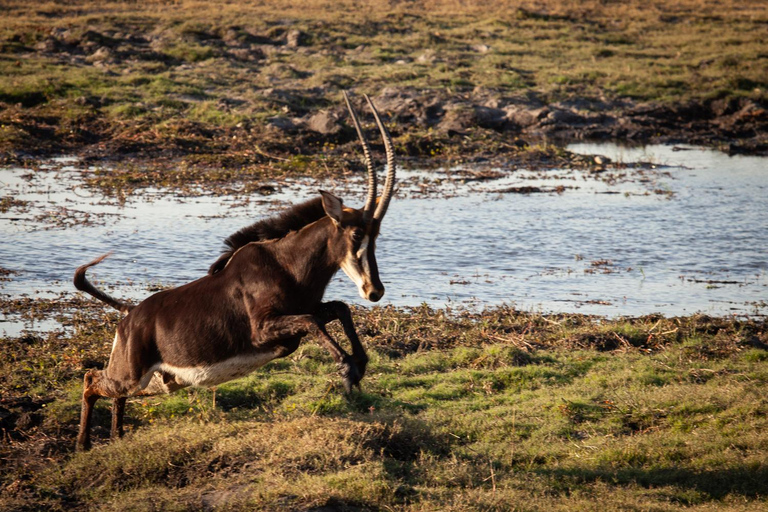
[77,370,101,451]
[77,369,135,451]
[111,397,127,439]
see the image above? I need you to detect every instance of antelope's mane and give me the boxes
[208,197,326,275]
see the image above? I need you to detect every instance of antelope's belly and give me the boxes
[142,351,278,390]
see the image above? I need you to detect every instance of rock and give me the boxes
[85,46,113,64]
[74,96,100,107]
[286,29,308,48]
[474,106,507,130]
[480,97,505,110]
[305,110,342,135]
[267,116,299,133]
[418,103,445,126]
[438,107,474,135]
[503,105,548,128]
[372,87,450,128]
[34,36,65,53]
[471,43,491,53]
[372,87,420,114]
[416,50,439,64]
[554,97,613,112]
[541,108,586,126]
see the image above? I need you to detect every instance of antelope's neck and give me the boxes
[278,217,341,292]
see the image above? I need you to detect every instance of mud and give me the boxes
[2,24,767,175]
[4,82,767,166]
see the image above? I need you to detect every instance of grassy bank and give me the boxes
[2,303,767,510]
[1,0,766,174]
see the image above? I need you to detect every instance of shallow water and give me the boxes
[1,145,766,335]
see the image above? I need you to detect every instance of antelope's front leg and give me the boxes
[316,301,369,381]
[258,314,363,392]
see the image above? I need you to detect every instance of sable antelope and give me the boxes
[73,92,396,451]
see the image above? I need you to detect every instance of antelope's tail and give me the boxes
[73,253,134,314]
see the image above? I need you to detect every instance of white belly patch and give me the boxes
[138,351,278,393]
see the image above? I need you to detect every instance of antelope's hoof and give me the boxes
[342,378,363,394]
[339,356,362,393]
[354,356,369,380]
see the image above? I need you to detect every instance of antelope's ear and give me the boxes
[319,190,343,226]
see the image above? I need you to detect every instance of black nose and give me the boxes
[367,289,384,302]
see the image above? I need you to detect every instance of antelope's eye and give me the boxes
[352,229,364,243]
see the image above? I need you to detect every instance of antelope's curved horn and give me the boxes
[343,91,377,223]
[365,94,396,222]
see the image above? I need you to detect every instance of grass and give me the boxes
[0,0,766,170]
[1,302,767,510]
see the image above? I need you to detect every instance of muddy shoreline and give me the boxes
[4,88,765,200]
[2,0,767,178]
[3,87,766,169]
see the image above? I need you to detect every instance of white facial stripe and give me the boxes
[340,255,366,289]
[341,235,371,299]
[356,235,370,259]
[358,235,371,275]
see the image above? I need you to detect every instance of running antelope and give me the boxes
[73,92,396,451]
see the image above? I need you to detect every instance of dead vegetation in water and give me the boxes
[1,297,767,510]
